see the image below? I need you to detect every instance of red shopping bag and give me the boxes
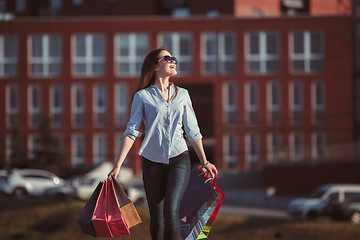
[91,180,130,237]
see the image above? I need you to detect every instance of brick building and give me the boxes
[0,0,357,174]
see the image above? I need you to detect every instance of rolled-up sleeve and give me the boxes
[183,90,203,142]
[124,92,143,140]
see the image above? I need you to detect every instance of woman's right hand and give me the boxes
[107,166,120,180]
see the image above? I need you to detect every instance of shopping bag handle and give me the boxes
[198,167,217,185]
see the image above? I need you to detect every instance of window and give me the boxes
[291,31,324,73]
[73,34,105,76]
[223,82,236,124]
[246,32,279,74]
[290,132,303,161]
[16,0,26,12]
[0,0,5,12]
[94,85,106,126]
[72,134,85,165]
[29,35,62,77]
[267,133,281,162]
[93,134,106,164]
[28,85,41,127]
[202,32,235,75]
[172,8,190,18]
[0,35,18,77]
[267,82,281,125]
[114,83,128,126]
[50,85,62,127]
[312,81,325,124]
[73,0,83,6]
[115,133,128,167]
[289,82,302,124]
[312,132,325,161]
[159,33,192,75]
[28,135,40,160]
[6,135,16,163]
[115,33,148,76]
[72,84,85,127]
[223,134,237,169]
[50,0,62,10]
[6,85,18,128]
[245,133,259,170]
[245,82,258,124]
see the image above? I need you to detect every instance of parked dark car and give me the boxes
[325,192,360,224]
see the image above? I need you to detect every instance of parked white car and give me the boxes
[288,184,360,220]
[74,162,145,204]
[4,169,65,199]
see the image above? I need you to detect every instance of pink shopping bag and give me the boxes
[91,180,130,237]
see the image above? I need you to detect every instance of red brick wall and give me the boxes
[234,0,280,17]
[311,0,352,15]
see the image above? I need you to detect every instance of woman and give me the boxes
[108,47,218,240]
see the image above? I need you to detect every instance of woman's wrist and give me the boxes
[202,161,209,167]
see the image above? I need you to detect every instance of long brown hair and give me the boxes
[131,47,178,102]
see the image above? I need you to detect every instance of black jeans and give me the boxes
[142,151,191,240]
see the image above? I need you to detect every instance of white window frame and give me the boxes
[28,85,41,128]
[223,134,237,170]
[312,132,326,161]
[289,132,303,162]
[72,134,85,165]
[289,81,303,125]
[72,84,85,127]
[114,83,128,127]
[115,33,148,76]
[73,33,105,77]
[94,85,106,127]
[0,35,18,77]
[245,82,259,125]
[159,32,192,75]
[246,31,279,74]
[202,32,235,75]
[50,85,62,127]
[29,34,62,77]
[6,85,18,128]
[93,134,106,164]
[290,31,324,73]
[312,81,325,124]
[267,133,281,163]
[267,82,281,125]
[245,133,259,170]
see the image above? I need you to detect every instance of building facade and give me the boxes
[0,0,357,173]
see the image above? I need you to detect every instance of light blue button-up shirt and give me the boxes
[124,85,202,164]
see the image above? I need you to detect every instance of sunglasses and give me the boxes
[157,56,178,65]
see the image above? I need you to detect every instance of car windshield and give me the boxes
[309,186,329,198]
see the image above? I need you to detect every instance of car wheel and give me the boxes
[13,188,28,200]
[350,211,360,224]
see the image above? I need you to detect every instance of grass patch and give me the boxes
[0,198,359,240]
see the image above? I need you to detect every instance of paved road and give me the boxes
[219,205,289,219]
